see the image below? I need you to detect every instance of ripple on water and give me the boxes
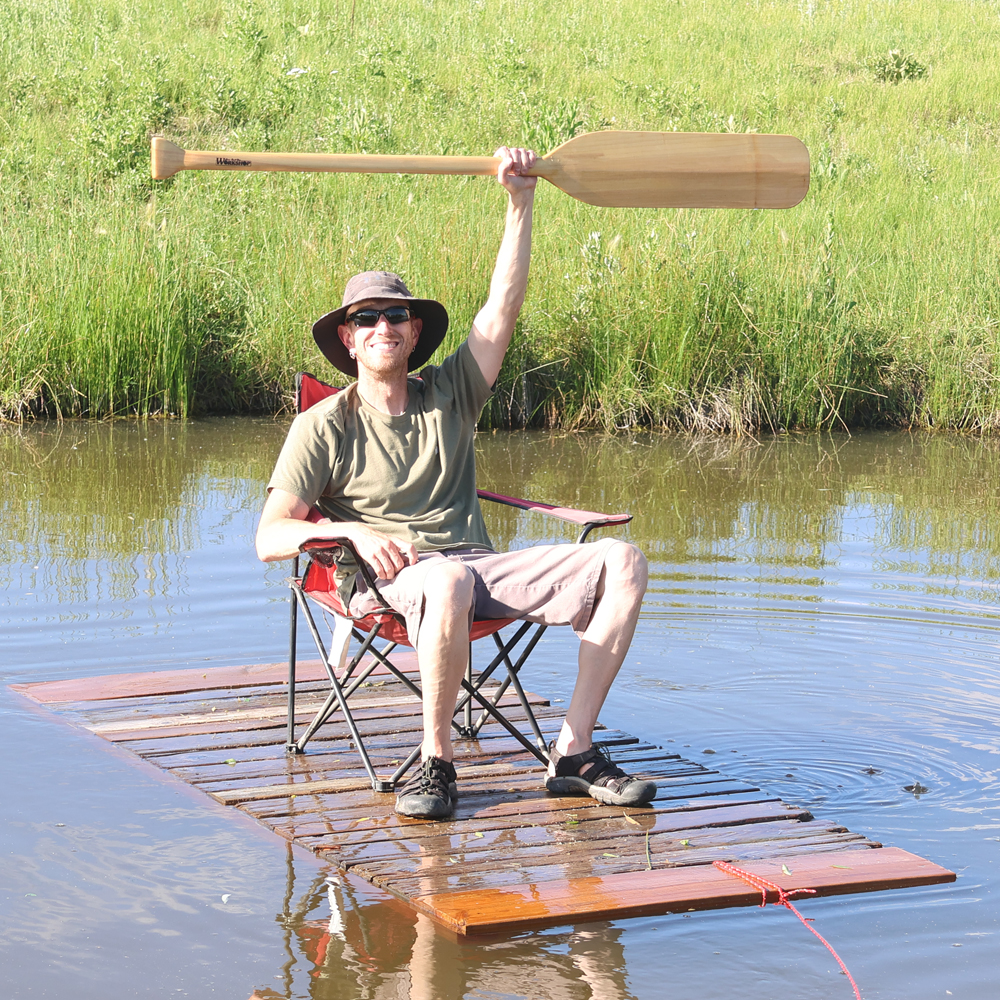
[620,603,1000,826]
[695,729,999,816]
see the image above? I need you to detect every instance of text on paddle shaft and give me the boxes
[216,157,252,167]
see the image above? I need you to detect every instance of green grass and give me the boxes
[2,0,1000,430]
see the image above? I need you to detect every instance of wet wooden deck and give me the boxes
[12,660,954,935]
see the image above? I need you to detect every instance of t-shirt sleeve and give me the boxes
[427,340,493,419]
[266,410,337,506]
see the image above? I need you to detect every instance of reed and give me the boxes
[2,0,999,430]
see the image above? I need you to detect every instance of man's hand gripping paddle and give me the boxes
[151,131,809,209]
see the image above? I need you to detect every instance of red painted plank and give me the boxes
[412,847,955,935]
[9,653,419,704]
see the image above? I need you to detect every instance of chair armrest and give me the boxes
[298,536,392,611]
[476,489,632,528]
[299,537,344,554]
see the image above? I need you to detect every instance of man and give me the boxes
[256,146,653,820]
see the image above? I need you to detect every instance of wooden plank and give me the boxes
[206,746,708,804]
[109,702,565,747]
[237,758,725,804]
[68,681,370,727]
[341,818,862,878]
[351,834,878,892]
[239,777,763,828]
[293,801,814,852]
[118,715,620,757]
[240,775,706,824]
[276,797,797,843]
[10,653,419,704]
[208,754,558,804]
[57,679,334,719]
[654,778,761,800]
[85,685,545,736]
[179,746,694,792]
[245,784,775,825]
[213,775,379,802]
[356,835,879,897]
[158,729,643,772]
[88,695,417,734]
[254,757,721,831]
[411,847,956,935]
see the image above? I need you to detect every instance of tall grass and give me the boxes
[2,0,999,430]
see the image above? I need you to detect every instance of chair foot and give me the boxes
[285,743,304,755]
[373,779,395,793]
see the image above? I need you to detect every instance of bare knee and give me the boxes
[605,541,648,592]
[422,560,475,614]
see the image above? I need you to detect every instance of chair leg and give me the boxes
[462,645,473,735]
[390,745,423,787]
[453,621,533,717]
[468,624,549,751]
[295,603,379,741]
[285,558,300,754]
[457,673,549,763]
[497,625,549,750]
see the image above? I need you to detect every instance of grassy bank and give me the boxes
[2,0,999,430]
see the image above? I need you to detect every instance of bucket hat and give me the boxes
[312,271,449,378]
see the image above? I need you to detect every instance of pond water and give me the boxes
[2,420,999,999]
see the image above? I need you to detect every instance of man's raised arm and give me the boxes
[467,146,537,387]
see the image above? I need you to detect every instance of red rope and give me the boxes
[712,860,862,1000]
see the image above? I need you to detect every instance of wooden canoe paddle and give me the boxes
[151,131,809,209]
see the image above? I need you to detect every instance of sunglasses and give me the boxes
[347,306,413,327]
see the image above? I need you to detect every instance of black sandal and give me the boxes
[545,741,657,806]
[394,756,457,819]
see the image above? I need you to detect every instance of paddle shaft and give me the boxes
[154,140,540,180]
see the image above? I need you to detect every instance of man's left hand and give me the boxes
[494,146,537,197]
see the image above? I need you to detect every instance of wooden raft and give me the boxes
[12,660,954,935]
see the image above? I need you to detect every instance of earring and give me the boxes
[348,349,356,359]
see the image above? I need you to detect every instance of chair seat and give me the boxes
[303,586,517,646]
[301,547,516,645]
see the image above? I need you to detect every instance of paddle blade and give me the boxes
[538,131,810,209]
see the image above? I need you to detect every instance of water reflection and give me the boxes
[4,423,1000,998]
[475,431,1000,618]
[250,846,634,1000]
[2,417,292,672]
[6,424,1000,625]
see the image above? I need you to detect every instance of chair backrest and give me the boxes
[295,374,339,528]
[296,371,340,413]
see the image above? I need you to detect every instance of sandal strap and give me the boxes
[400,756,456,795]
[549,742,638,794]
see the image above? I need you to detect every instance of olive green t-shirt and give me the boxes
[267,341,494,598]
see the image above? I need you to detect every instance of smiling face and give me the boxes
[337,298,423,379]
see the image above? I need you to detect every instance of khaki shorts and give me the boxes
[347,538,619,645]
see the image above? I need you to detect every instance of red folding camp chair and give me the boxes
[283,371,632,792]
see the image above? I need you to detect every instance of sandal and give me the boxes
[394,756,457,820]
[545,741,657,807]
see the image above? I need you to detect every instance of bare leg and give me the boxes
[551,541,648,769]
[414,560,475,762]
